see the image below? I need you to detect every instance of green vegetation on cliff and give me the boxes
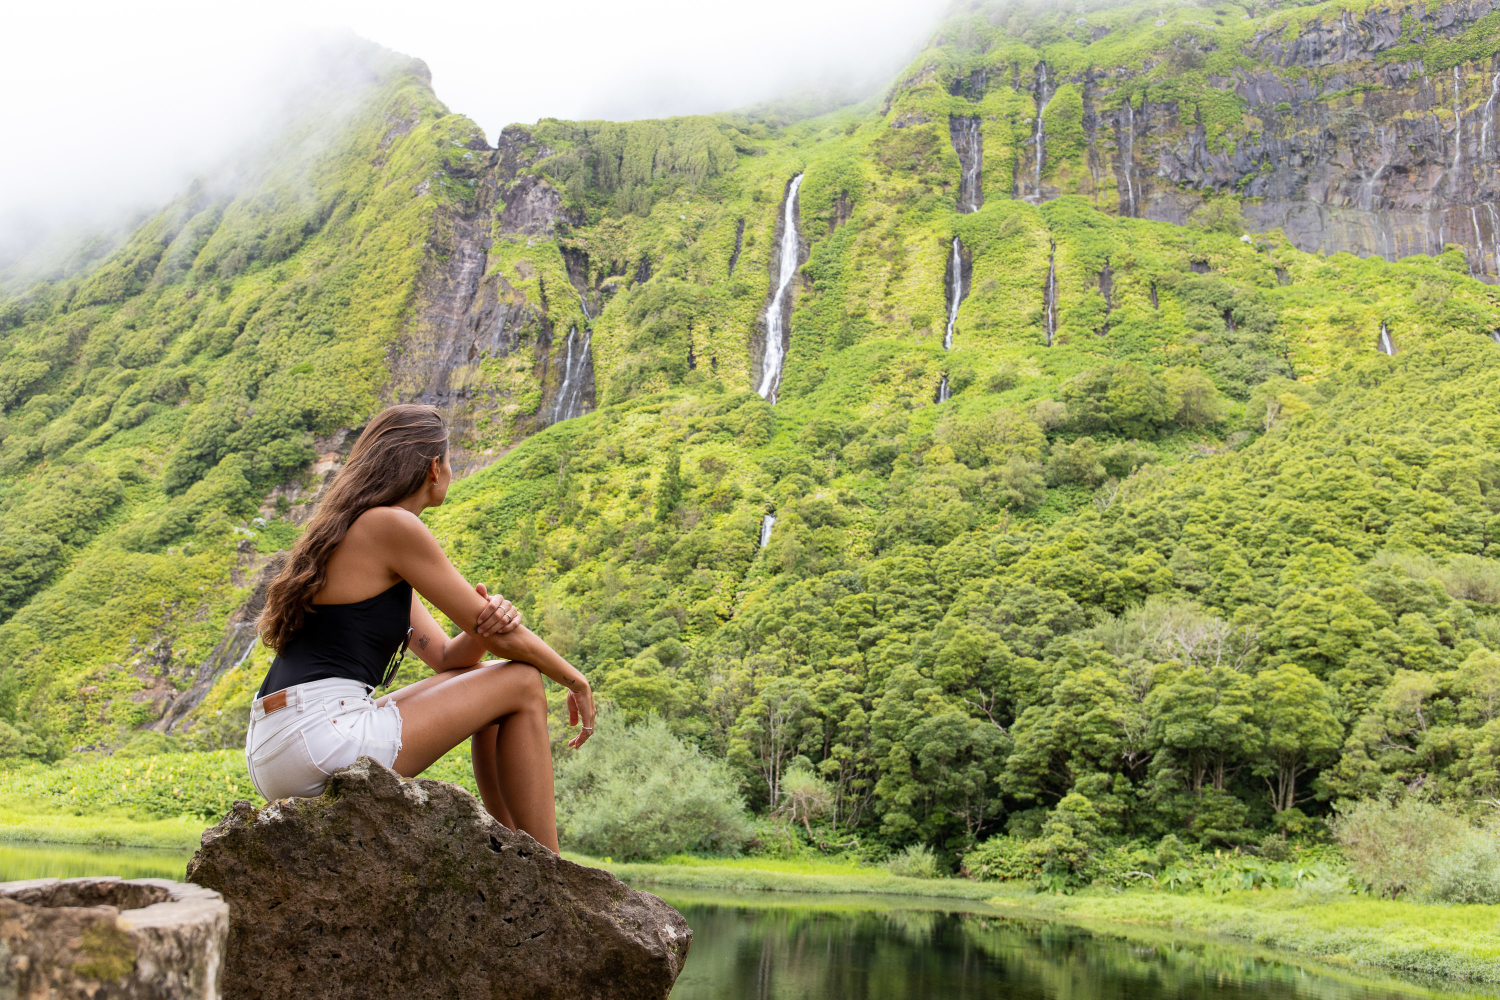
[0,0,1498,895]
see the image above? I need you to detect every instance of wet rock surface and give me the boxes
[943,0,1500,276]
[187,757,691,1000]
[0,877,228,999]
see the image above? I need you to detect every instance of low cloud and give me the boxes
[0,0,946,277]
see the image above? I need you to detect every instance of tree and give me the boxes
[1163,367,1224,428]
[729,676,819,810]
[654,447,683,522]
[1251,664,1343,814]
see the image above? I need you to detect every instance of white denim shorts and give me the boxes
[244,678,403,801]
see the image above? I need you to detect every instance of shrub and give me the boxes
[1330,798,1468,897]
[1421,830,1500,904]
[884,843,940,878]
[965,834,1033,882]
[555,711,751,860]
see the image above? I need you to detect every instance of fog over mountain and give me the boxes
[0,0,944,280]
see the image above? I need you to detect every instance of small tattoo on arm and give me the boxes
[418,635,430,650]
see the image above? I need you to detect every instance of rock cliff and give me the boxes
[907,0,1500,277]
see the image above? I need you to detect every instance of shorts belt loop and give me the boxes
[295,687,306,713]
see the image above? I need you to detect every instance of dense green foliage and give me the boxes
[0,0,1499,877]
[555,711,752,859]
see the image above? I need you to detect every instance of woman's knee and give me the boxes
[484,660,544,703]
[513,662,545,701]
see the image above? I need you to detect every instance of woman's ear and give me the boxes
[430,456,441,484]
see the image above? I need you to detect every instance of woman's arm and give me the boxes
[369,508,595,743]
[408,586,522,672]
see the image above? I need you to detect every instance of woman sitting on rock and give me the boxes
[247,403,594,852]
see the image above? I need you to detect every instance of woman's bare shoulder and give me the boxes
[347,506,430,540]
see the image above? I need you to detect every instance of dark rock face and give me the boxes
[0,877,228,999]
[943,0,1500,277]
[390,125,591,475]
[187,757,691,1000]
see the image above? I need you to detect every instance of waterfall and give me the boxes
[949,116,984,213]
[944,237,965,350]
[551,326,594,424]
[1489,203,1500,275]
[759,514,777,548]
[757,174,804,403]
[1033,64,1053,196]
[1454,67,1465,170]
[1491,330,1500,344]
[1122,103,1136,216]
[1484,73,1500,156]
[936,375,951,403]
[1378,323,1396,356]
[1362,128,1387,212]
[1044,242,1058,346]
[1472,206,1484,278]
[576,292,592,321]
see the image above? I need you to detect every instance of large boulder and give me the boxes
[186,757,691,1000]
[0,877,228,998]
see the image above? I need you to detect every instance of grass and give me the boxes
[988,888,1500,984]
[0,794,207,851]
[563,852,1021,901]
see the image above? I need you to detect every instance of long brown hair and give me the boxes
[258,404,449,653]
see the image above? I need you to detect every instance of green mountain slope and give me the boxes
[1,1,1499,864]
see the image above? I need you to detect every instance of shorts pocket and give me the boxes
[248,729,330,801]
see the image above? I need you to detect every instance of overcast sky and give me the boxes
[0,0,946,264]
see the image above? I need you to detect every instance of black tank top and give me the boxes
[257,580,413,696]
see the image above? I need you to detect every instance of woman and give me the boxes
[247,404,594,852]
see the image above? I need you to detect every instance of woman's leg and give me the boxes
[382,667,513,827]
[470,723,516,830]
[380,660,558,850]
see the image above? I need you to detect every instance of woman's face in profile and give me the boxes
[432,447,453,505]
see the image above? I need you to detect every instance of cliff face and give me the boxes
[4,0,1500,757]
[900,0,1500,278]
[392,129,592,476]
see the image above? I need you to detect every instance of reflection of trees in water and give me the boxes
[670,904,1439,1000]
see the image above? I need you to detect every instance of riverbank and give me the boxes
[567,853,1016,901]
[984,890,1500,984]
[0,794,205,850]
[7,800,1498,987]
[579,855,1500,984]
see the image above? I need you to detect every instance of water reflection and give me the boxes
[662,892,1470,1000]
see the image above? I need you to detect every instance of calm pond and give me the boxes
[0,843,1477,1000]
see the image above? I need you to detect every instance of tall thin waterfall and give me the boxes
[936,375,951,403]
[1378,323,1396,356]
[1472,206,1484,278]
[1454,67,1465,170]
[949,116,983,213]
[759,514,777,548]
[1033,64,1053,196]
[1484,73,1500,156]
[944,237,965,350]
[758,174,804,403]
[1044,242,1058,346]
[1121,103,1136,216]
[551,326,594,423]
[1491,330,1500,344]
[1363,128,1388,214]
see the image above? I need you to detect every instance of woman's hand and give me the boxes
[567,683,596,749]
[473,583,522,637]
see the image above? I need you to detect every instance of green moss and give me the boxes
[75,923,135,982]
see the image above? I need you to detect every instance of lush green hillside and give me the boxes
[1,0,1499,878]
